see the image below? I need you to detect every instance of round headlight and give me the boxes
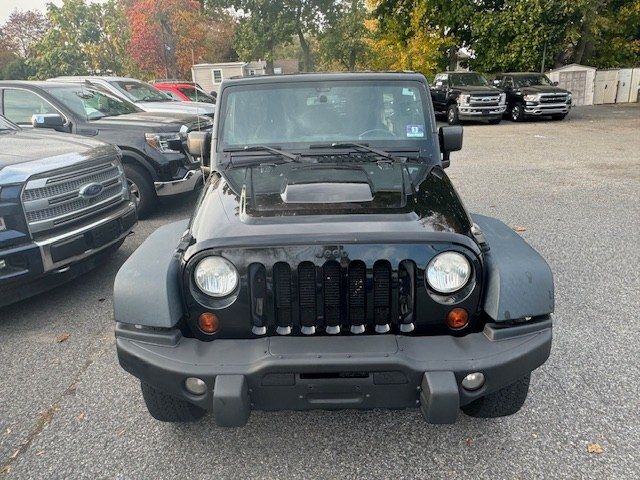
[194,256,238,297]
[426,252,471,294]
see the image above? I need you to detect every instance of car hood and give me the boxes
[520,85,570,95]
[136,101,215,115]
[188,164,474,251]
[90,111,212,132]
[454,85,502,94]
[0,129,117,183]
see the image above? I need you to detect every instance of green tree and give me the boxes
[318,0,371,71]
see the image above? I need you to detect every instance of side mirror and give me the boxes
[186,131,211,159]
[493,79,501,87]
[438,125,463,168]
[32,113,66,130]
[552,81,559,86]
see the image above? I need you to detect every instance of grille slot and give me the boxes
[273,262,292,331]
[298,262,317,327]
[373,261,392,326]
[323,262,341,328]
[348,261,366,327]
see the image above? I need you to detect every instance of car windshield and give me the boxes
[48,86,140,120]
[179,87,215,103]
[219,80,430,148]
[0,116,18,132]
[514,75,553,87]
[449,73,489,87]
[110,80,172,102]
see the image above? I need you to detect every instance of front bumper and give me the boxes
[116,317,552,426]
[458,104,506,119]
[0,201,137,307]
[154,168,203,196]
[524,103,570,116]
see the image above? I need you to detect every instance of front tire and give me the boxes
[510,103,525,122]
[124,163,156,219]
[461,374,530,418]
[446,104,460,125]
[141,382,207,423]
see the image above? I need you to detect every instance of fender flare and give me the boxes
[118,148,158,182]
[473,214,554,322]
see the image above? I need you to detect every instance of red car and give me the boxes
[153,81,216,104]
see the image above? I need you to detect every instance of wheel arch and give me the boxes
[119,148,158,182]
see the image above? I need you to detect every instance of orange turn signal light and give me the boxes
[446,308,469,330]
[198,312,219,334]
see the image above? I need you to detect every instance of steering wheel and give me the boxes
[358,128,396,140]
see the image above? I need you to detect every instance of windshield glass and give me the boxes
[449,73,488,87]
[514,74,553,87]
[179,87,215,103]
[0,116,18,132]
[111,80,172,102]
[219,80,430,148]
[48,86,140,120]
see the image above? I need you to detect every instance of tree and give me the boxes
[318,0,371,71]
[0,10,49,59]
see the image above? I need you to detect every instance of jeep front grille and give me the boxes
[21,159,127,235]
[248,260,415,335]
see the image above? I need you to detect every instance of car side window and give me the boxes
[163,90,183,101]
[3,89,58,125]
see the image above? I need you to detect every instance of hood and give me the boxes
[91,111,212,132]
[189,163,474,248]
[454,85,501,94]
[520,85,570,95]
[136,101,215,115]
[0,129,117,183]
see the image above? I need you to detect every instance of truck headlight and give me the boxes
[499,93,506,104]
[145,132,182,153]
[194,256,239,297]
[523,94,539,102]
[426,252,471,294]
[457,94,470,106]
[566,93,572,104]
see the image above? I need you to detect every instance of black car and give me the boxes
[0,82,212,217]
[0,115,136,308]
[430,71,506,124]
[114,73,553,427]
[493,73,572,121]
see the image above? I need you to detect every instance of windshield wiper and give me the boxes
[310,142,402,162]
[223,145,300,163]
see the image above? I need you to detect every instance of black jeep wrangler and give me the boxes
[493,73,572,121]
[114,73,553,427]
[430,71,506,125]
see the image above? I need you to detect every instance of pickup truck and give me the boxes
[430,71,506,124]
[0,115,136,308]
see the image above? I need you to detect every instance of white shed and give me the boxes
[593,69,619,104]
[191,61,267,95]
[547,64,596,106]
[630,68,640,103]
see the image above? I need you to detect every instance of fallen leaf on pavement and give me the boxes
[56,333,71,343]
[512,225,527,232]
[116,428,126,436]
[77,412,85,422]
[10,449,19,459]
[35,451,45,456]
[587,443,604,454]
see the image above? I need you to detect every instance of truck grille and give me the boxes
[469,95,501,107]
[21,159,127,235]
[249,260,413,335]
[539,93,568,104]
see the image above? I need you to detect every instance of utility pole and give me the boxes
[541,41,547,73]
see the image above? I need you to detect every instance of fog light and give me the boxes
[198,312,219,334]
[461,372,485,391]
[446,308,469,329]
[0,259,6,270]
[185,377,207,395]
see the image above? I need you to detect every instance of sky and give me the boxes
[1,1,107,24]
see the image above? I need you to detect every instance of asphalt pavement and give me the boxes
[1,104,639,479]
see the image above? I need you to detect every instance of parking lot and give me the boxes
[1,104,638,479]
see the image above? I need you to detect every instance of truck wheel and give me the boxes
[446,104,460,125]
[510,103,525,122]
[124,163,156,219]
[461,374,530,418]
[141,382,207,422]
[551,114,567,121]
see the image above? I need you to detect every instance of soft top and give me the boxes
[221,72,427,89]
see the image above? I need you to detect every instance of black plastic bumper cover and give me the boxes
[116,318,552,426]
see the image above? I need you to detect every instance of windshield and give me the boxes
[0,116,18,132]
[514,75,553,87]
[48,86,140,120]
[179,87,215,103]
[110,80,173,103]
[219,81,430,148]
[449,73,488,87]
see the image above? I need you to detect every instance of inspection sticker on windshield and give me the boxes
[406,124,425,138]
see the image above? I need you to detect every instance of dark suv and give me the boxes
[493,73,572,121]
[0,115,136,307]
[0,82,211,217]
[430,71,506,124]
[114,73,553,427]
